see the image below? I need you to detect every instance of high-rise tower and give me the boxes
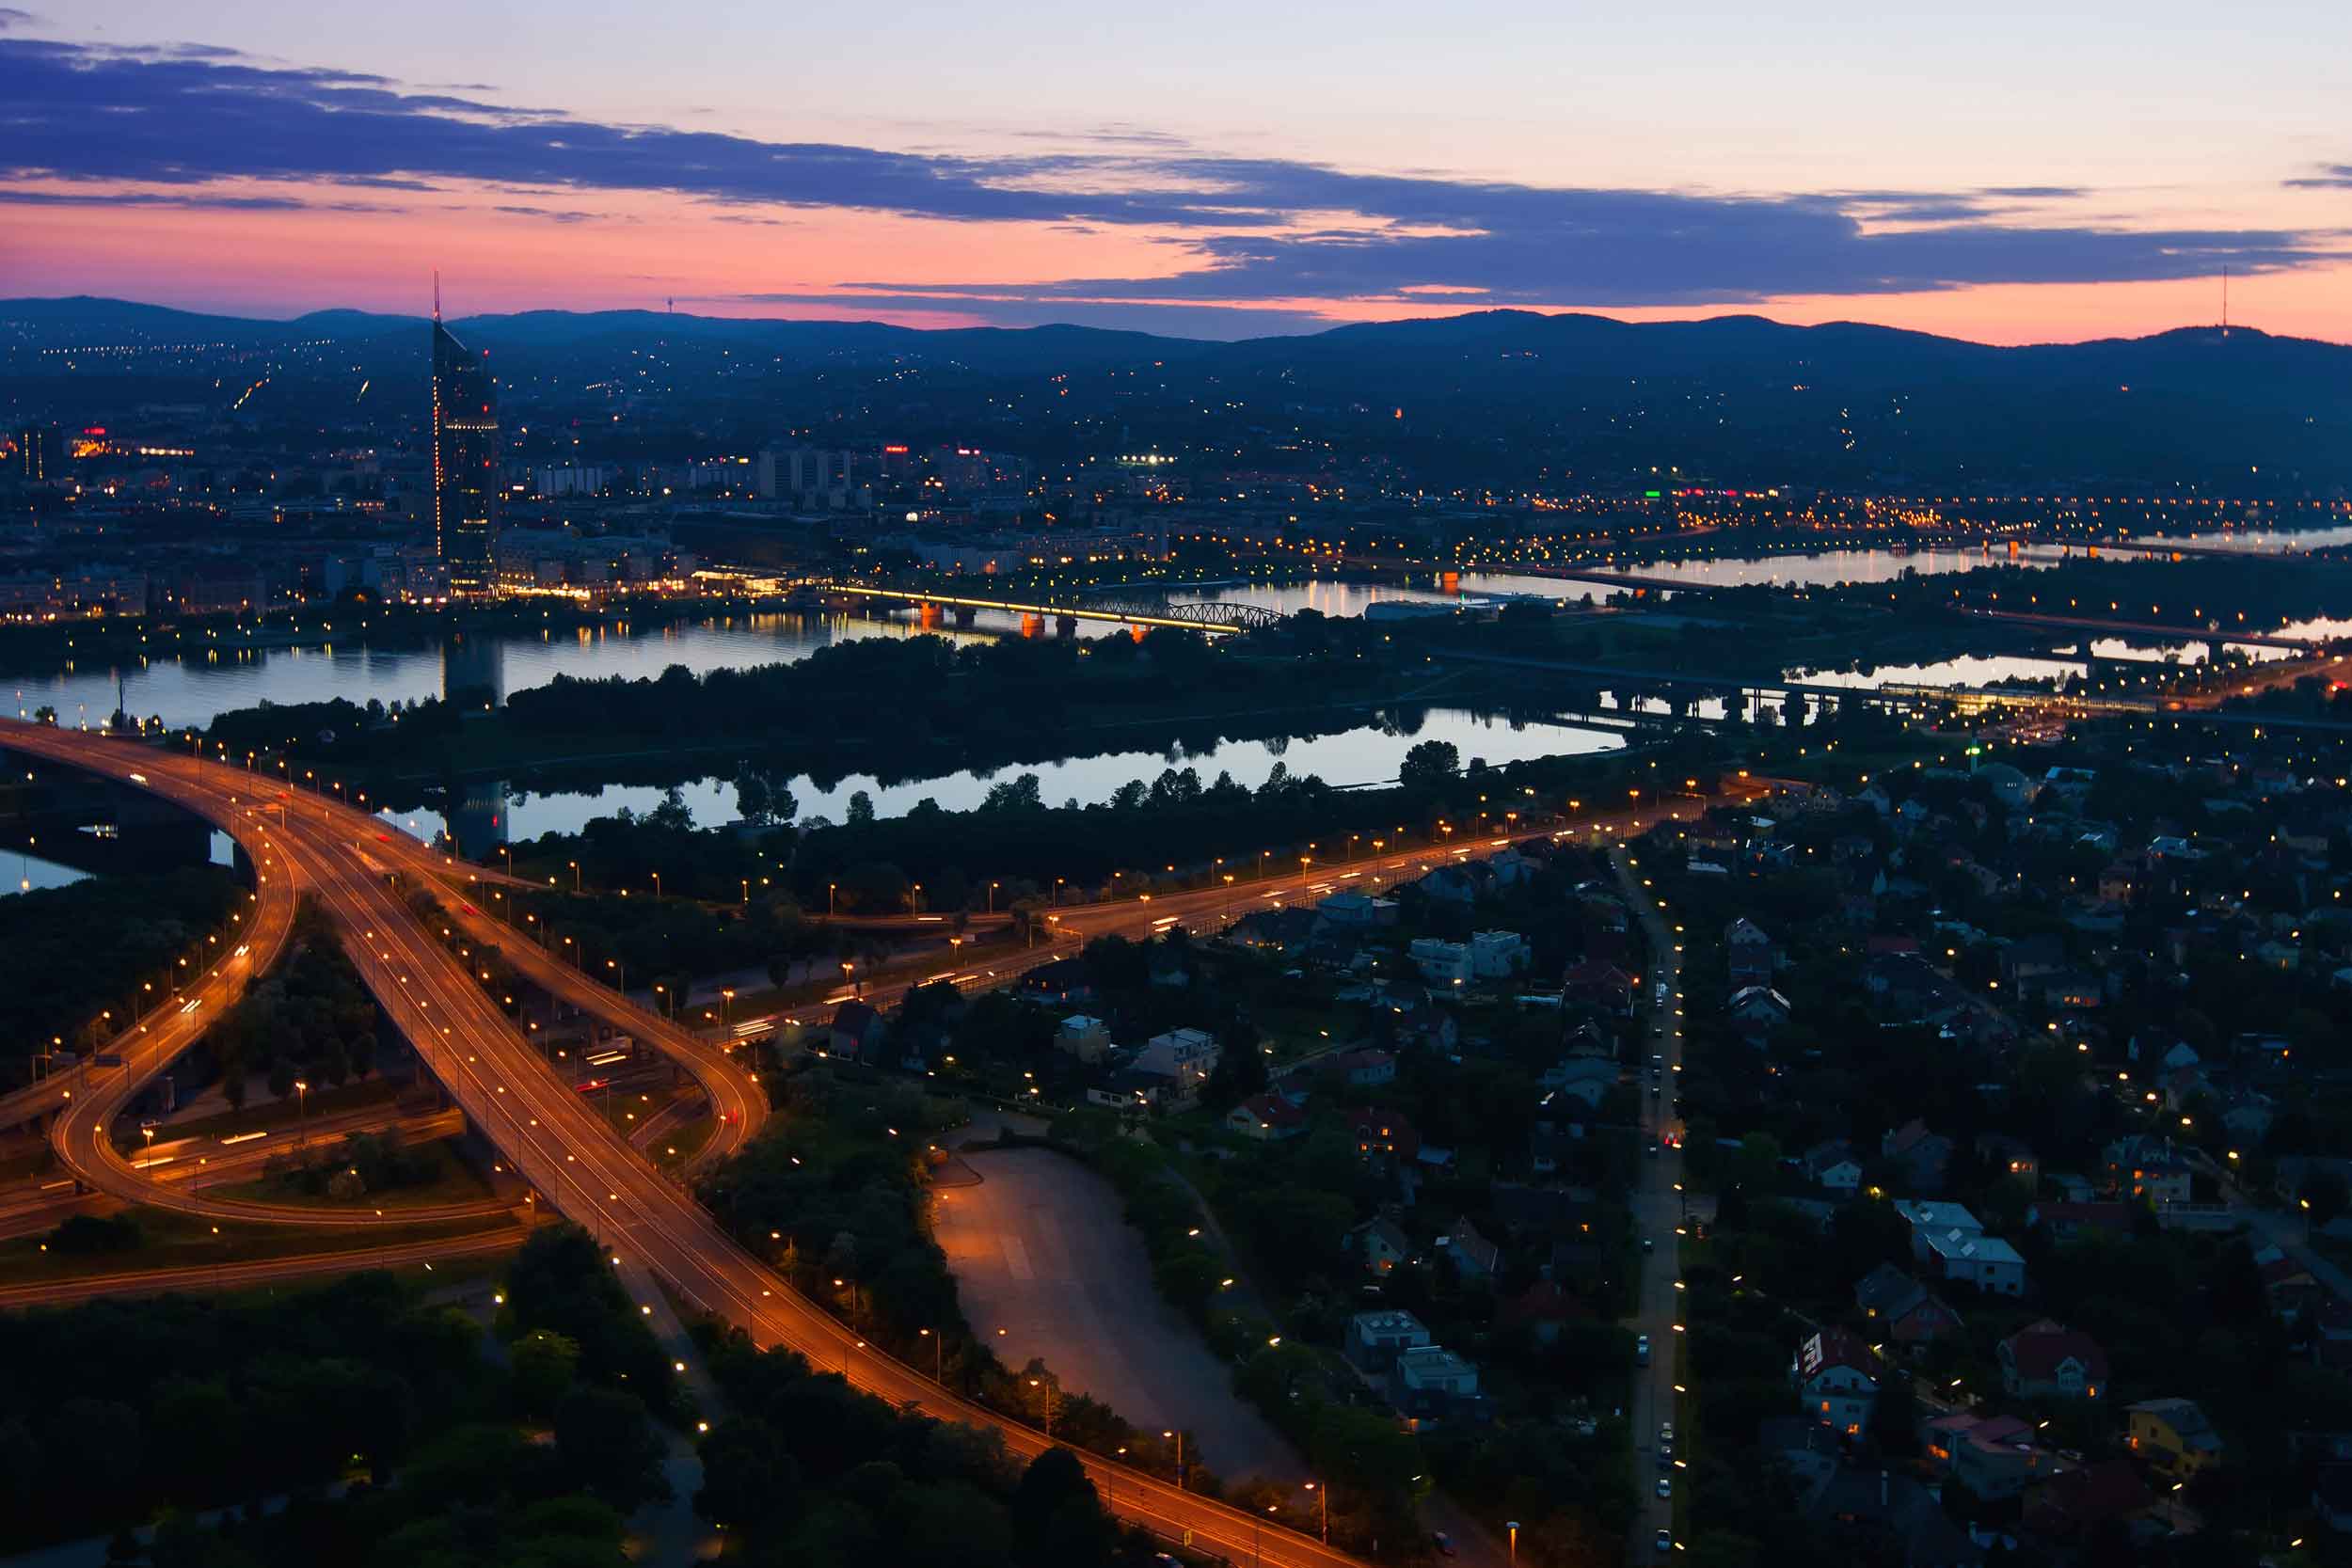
[430,277,499,594]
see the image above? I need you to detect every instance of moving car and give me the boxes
[1642,1236,1655,1254]
[1635,1334,1651,1365]
[1655,1528,1673,1554]
[1656,1477,1672,1498]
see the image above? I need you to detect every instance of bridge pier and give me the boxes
[953,605,977,628]
[1055,613,1078,637]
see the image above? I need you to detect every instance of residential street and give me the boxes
[1614,844,1685,1561]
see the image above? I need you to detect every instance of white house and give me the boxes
[1409,938,1473,985]
[1469,929,1532,977]
[1923,1227,2028,1296]
[1057,1015,1111,1064]
[1791,1329,1883,1436]
[1893,1200,1984,1261]
[1135,1026,1220,1086]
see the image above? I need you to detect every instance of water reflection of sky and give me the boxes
[389,706,1626,843]
[3,847,89,896]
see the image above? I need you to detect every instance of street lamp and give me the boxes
[1305,1481,1327,1543]
[919,1326,943,1384]
[1164,1429,1184,1489]
[606,958,624,995]
[294,1078,309,1154]
[723,988,736,1029]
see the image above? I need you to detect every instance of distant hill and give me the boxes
[5,297,2348,490]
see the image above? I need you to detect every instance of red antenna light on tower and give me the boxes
[433,270,442,323]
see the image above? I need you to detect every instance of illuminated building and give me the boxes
[430,282,500,594]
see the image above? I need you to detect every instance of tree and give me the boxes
[695,1415,799,1529]
[900,1480,1014,1568]
[1010,1448,1102,1565]
[847,791,876,826]
[509,1329,580,1417]
[1399,739,1461,788]
[553,1386,670,1513]
[1873,1375,1919,1457]
[2304,1167,2350,1230]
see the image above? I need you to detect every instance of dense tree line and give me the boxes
[693,1328,1163,1568]
[198,900,381,1112]
[0,1222,670,1555]
[0,865,241,1088]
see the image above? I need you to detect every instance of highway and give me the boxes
[0,1226,527,1311]
[0,722,1381,1568]
[759,793,1755,1038]
[0,1104,468,1239]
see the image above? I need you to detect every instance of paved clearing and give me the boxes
[933,1144,1298,1482]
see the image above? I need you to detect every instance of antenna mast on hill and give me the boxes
[2221,265,2230,337]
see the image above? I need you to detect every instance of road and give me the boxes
[0,1226,527,1310]
[0,1104,468,1239]
[0,745,763,1231]
[1614,844,1686,1560]
[0,722,1382,1568]
[763,790,1757,1037]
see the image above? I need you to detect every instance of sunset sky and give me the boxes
[5,1,2347,341]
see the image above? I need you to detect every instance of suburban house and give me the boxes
[1725,917,1780,986]
[1500,1281,1586,1346]
[1135,1026,1221,1088]
[1018,958,1095,1005]
[1409,937,1476,985]
[2023,1459,2153,1544]
[1226,1093,1306,1141]
[1977,1132,2039,1182]
[1543,1055,1619,1109]
[1925,1413,2050,1500]
[2102,1135,2195,1204]
[1804,1139,1865,1195]
[1894,1201,1983,1259]
[1317,891,1397,927]
[1439,1215,1502,1280]
[1056,1014,1111,1063]
[1998,1321,2109,1401]
[1923,1227,2027,1296]
[1333,1047,1398,1086]
[1380,986,1460,1052]
[1343,1105,1421,1166]
[1728,985,1793,1043]
[1343,1308,1432,1372]
[1408,864,1483,904]
[1561,959,1634,1014]
[1085,1069,1176,1113]
[1883,1119,1955,1192]
[1345,1217,1417,1276]
[1853,1264,1963,1344]
[1894,1201,2026,1295]
[827,1000,886,1061]
[2127,1399,2224,1478]
[1391,1344,1483,1425]
[1792,1328,1883,1435]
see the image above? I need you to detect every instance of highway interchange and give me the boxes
[0,717,1760,1566]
